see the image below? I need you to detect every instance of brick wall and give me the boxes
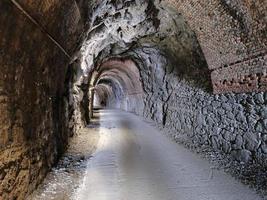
[165,0,267,93]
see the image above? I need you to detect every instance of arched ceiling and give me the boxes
[74,0,266,94]
[76,0,203,87]
[7,0,266,94]
[93,58,143,94]
[94,83,114,107]
[1,1,265,199]
[92,58,144,108]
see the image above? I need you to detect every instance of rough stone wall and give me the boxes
[79,0,266,166]
[165,0,267,93]
[140,62,267,164]
[1,0,265,198]
[127,36,267,166]
[101,0,267,165]
[0,0,85,199]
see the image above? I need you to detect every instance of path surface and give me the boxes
[73,109,263,200]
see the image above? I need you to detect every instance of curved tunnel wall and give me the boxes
[93,58,144,115]
[130,46,267,165]
[0,0,266,199]
[80,0,267,178]
[0,0,87,198]
[94,83,114,108]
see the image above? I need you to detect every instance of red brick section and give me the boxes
[166,0,267,93]
[211,52,267,93]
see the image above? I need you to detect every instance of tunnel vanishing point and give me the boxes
[0,0,267,199]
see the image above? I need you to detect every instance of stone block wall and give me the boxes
[115,2,267,164]
[129,38,267,166]
[148,81,267,164]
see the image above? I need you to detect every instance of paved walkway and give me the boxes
[74,109,263,200]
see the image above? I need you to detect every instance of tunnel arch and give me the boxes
[90,58,144,113]
[0,0,266,199]
[93,83,114,108]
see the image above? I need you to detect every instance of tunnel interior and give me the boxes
[92,58,144,111]
[0,0,266,199]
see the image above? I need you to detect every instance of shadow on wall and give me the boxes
[125,33,212,94]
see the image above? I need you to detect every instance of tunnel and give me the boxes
[91,58,144,112]
[0,0,266,199]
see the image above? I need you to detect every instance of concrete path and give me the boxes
[73,109,263,200]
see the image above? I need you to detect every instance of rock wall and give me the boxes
[0,0,266,199]
[79,0,267,165]
[133,47,267,164]
[0,0,86,199]
[113,4,267,164]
